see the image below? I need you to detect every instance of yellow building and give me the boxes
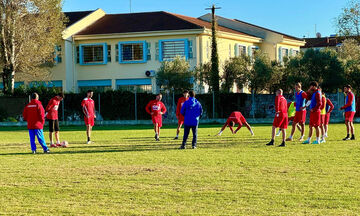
[1,9,305,93]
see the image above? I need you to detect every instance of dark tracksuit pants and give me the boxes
[182,125,198,147]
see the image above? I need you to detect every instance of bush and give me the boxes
[0,107,8,121]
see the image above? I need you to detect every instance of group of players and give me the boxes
[22,81,356,153]
[266,81,356,147]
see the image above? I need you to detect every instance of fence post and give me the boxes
[98,93,101,117]
[134,89,137,121]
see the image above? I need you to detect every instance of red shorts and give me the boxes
[84,117,95,126]
[320,114,326,126]
[273,113,288,129]
[178,115,184,125]
[152,115,163,128]
[309,111,321,127]
[294,110,306,124]
[324,113,331,125]
[239,115,247,124]
[345,111,356,122]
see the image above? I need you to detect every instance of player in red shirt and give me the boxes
[267,89,288,147]
[303,81,323,144]
[81,90,96,144]
[23,93,50,154]
[146,93,167,141]
[340,85,356,140]
[216,111,254,136]
[174,90,189,140]
[45,93,64,148]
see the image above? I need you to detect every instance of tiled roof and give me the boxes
[64,10,94,27]
[302,37,342,48]
[76,11,260,38]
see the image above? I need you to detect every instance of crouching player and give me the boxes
[23,93,50,154]
[267,89,288,147]
[216,111,254,136]
[146,93,167,141]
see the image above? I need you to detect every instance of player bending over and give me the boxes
[217,111,254,136]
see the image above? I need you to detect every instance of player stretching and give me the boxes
[266,89,288,147]
[46,93,64,148]
[340,85,356,141]
[287,83,307,141]
[323,96,334,138]
[81,90,96,144]
[146,93,167,141]
[174,90,189,139]
[217,111,254,136]
[303,81,322,144]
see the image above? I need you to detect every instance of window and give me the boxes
[107,45,111,62]
[117,85,152,93]
[188,40,193,59]
[159,39,188,61]
[147,42,151,60]
[79,43,107,65]
[155,42,159,60]
[239,45,247,56]
[282,48,289,58]
[251,46,259,56]
[119,41,146,63]
[78,79,112,92]
[55,45,62,63]
[76,46,80,64]
[115,44,119,62]
[293,50,299,56]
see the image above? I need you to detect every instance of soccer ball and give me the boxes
[61,141,69,148]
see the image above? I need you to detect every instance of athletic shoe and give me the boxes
[266,140,274,146]
[156,138,160,142]
[351,135,356,140]
[174,137,179,140]
[50,144,58,148]
[285,138,293,141]
[343,136,350,141]
[278,142,286,147]
[192,146,197,149]
[56,144,62,147]
[32,151,36,154]
[87,141,92,144]
[44,149,50,154]
[320,139,326,143]
[312,140,320,145]
[179,145,186,150]
[302,140,310,144]
[323,134,328,138]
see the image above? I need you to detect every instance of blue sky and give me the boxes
[63,0,347,38]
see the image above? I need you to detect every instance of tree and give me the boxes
[335,0,360,38]
[247,52,273,93]
[209,5,220,94]
[221,56,251,93]
[156,56,193,92]
[0,0,66,94]
[194,62,211,91]
[338,38,360,93]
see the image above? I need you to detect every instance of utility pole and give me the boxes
[130,0,132,13]
[206,4,221,118]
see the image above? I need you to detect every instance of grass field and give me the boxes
[0,124,359,215]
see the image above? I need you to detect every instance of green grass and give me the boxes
[0,124,359,215]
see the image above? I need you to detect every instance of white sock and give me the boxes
[289,135,293,139]
[307,137,311,142]
[250,129,254,135]
[218,130,223,135]
[175,134,179,138]
[316,137,320,143]
[50,141,53,145]
[56,140,60,144]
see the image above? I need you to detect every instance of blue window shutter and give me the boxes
[234,44,239,57]
[188,40,193,59]
[155,42,159,60]
[278,47,282,62]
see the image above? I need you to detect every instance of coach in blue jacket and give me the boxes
[179,90,203,149]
